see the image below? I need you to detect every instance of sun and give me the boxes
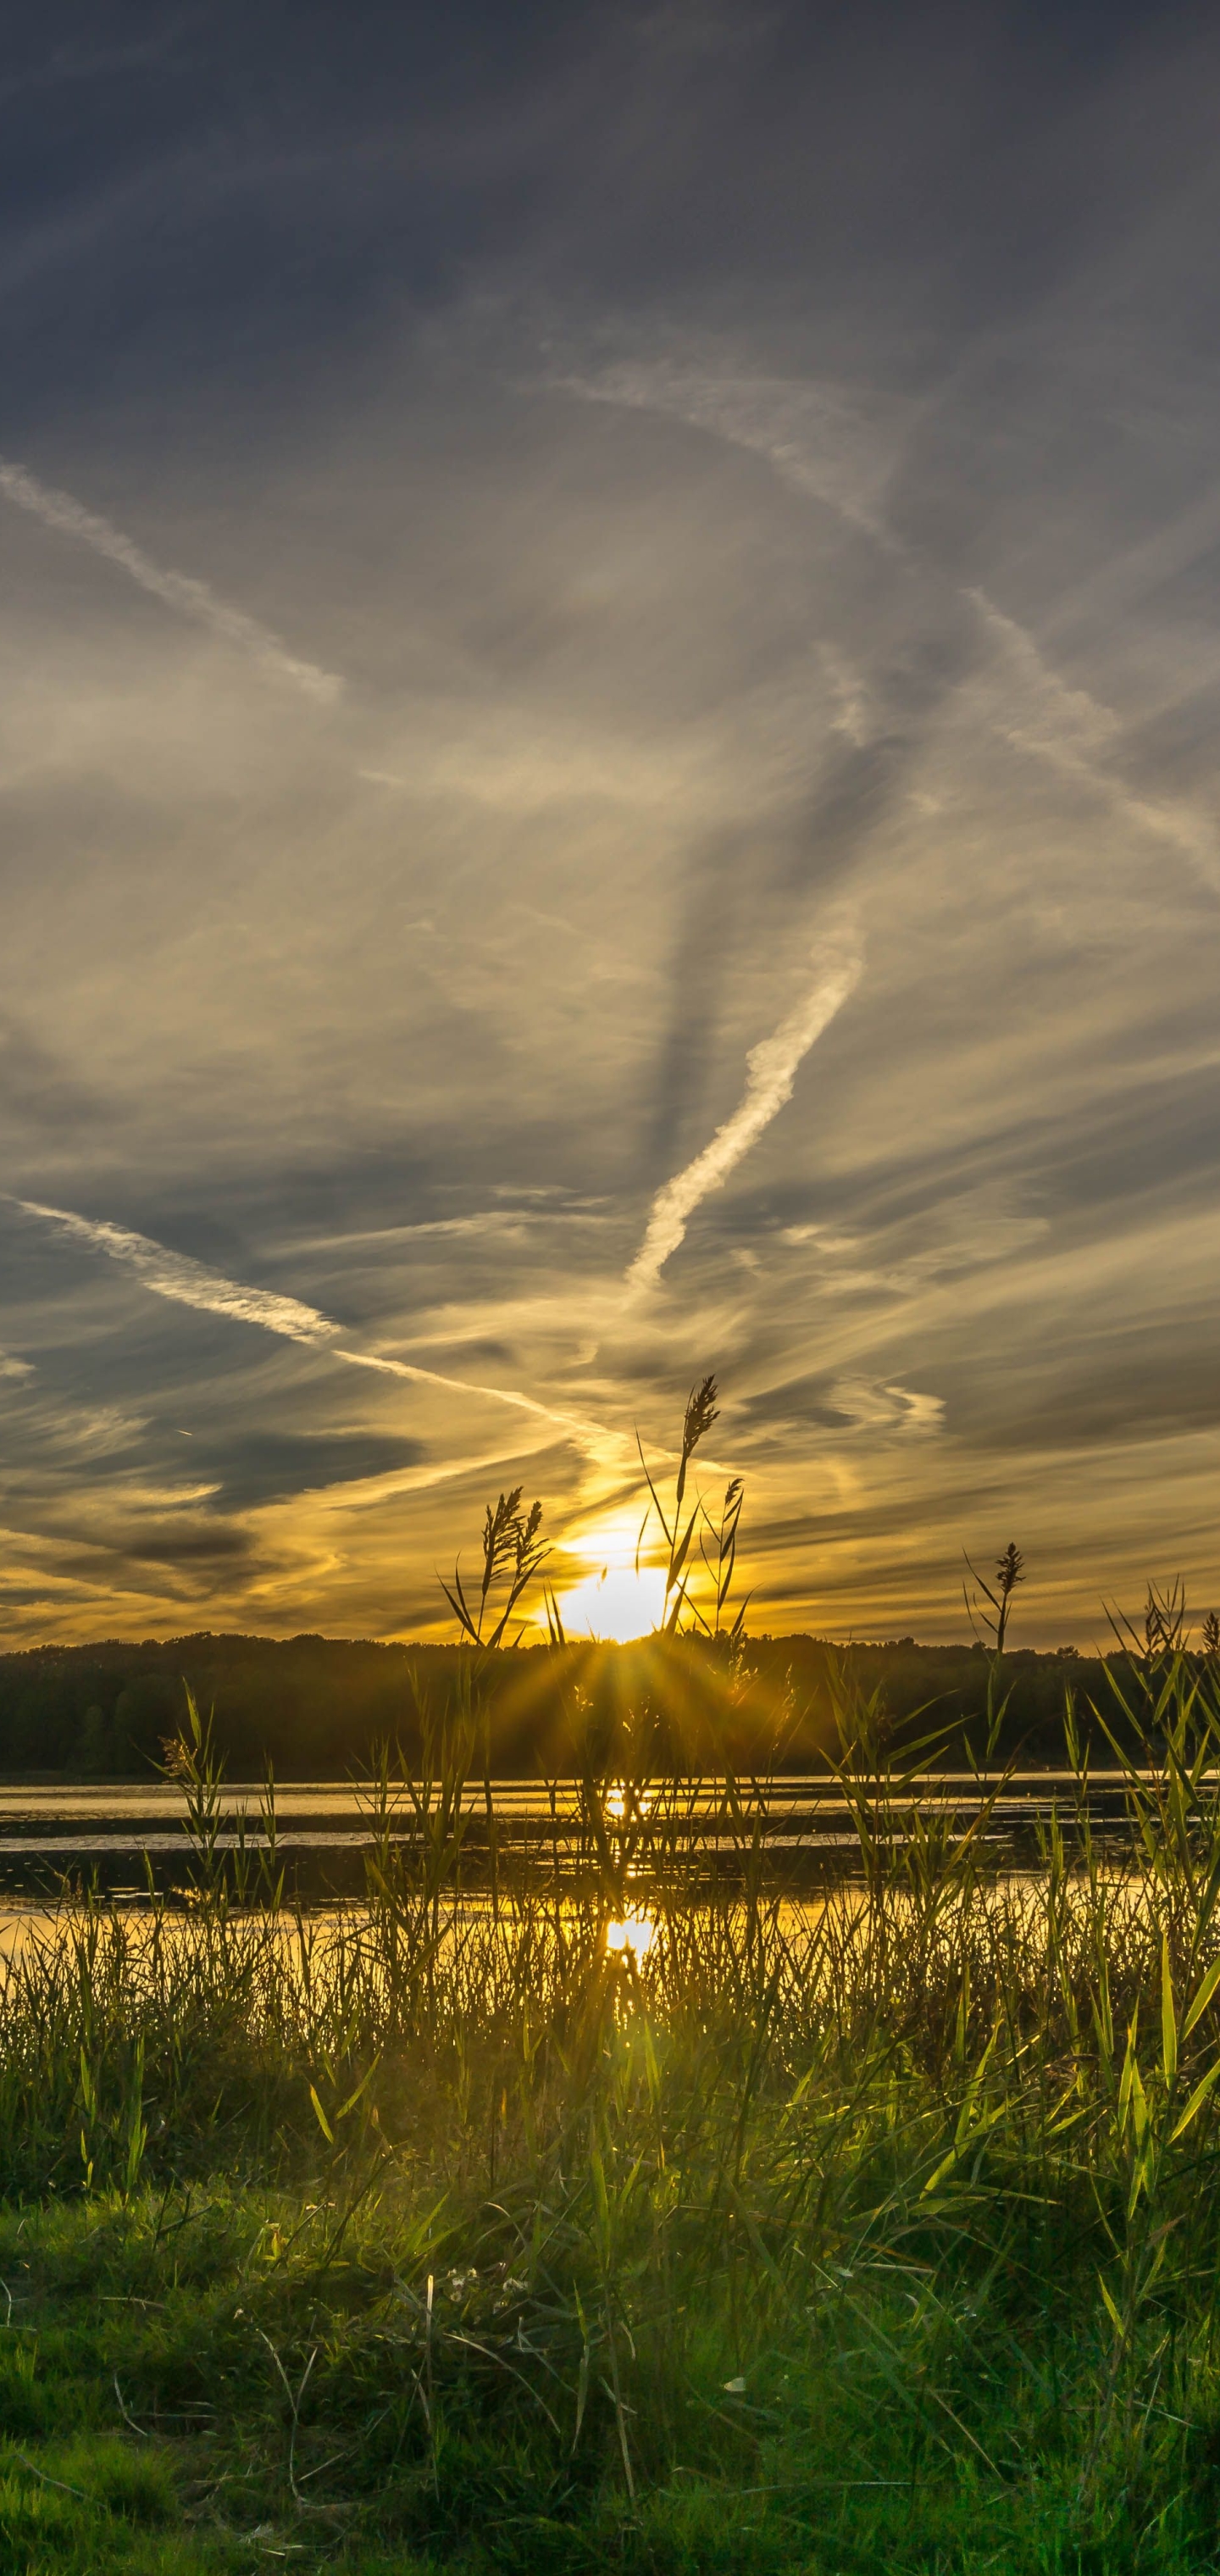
[557,1514,667,1641]
[558,1563,667,1643]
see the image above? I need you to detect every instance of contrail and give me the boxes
[557,363,901,537]
[14,1200,341,1343]
[569,366,1220,894]
[332,1347,613,1453]
[626,935,862,1293]
[968,588,1220,892]
[13,1197,615,1458]
[0,458,343,706]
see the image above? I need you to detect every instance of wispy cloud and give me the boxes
[332,1346,615,1457]
[0,460,343,706]
[565,361,1220,903]
[0,25,190,106]
[830,1378,946,1437]
[626,930,863,1292]
[968,590,1220,895]
[13,1201,342,1344]
[558,360,909,536]
[13,1199,618,1464]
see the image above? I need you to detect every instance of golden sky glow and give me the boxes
[3,7,1220,1651]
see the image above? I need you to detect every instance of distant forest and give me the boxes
[0,1631,1138,1779]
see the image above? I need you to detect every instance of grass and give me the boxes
[3,1652,1220,2567]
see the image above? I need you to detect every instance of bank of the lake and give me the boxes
[0,1652,1218,2570]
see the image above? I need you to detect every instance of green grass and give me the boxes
[0,2171,1215,2574]
[3,1653,1220,2568]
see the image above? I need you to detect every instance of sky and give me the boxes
[3,0,1220,1650]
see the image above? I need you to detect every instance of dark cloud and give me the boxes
[117,1521,256,1568]
[970,1355,1220,1454]
[199,1430,427,1511]
[738,1374,859,1434]
[0,1017,108,1133]
[2,0,1220,1644]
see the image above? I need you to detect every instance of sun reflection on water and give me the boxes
[605,1909,657,1962]
[604,1783,653,1823]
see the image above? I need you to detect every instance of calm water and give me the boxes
[0,1770,1147,1901]
[0,1767,1142,1848]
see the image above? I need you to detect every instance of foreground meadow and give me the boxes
[3,1660,1220,2573]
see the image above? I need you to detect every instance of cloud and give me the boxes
[831,1379,946,1437]
[13,1197,620,1467]
[10,9,1220,1647]
[626,930,862,1291]
[968,589,1220,895]
[0,24,190,107]
[740,1369,944,1438]
[13,1200,342,1344]
[331,1346,616,1461]
[0,459,344,707]
[111,1520,257,1568]
[0,1015,108,1133]
[564,359,1220,902]
[558,359,910,536]
[188,1429,428,1512]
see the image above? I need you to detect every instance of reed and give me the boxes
[3,1649,1220,2568]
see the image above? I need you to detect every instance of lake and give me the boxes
[0,1766,1152,1895]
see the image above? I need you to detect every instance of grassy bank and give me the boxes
[4,1662,1220,2568]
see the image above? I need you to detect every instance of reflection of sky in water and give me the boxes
[604,1782,654,1822]
[605,1909,656,1961]
[0,1877,1139,1983]
[0,1765,1148,1889]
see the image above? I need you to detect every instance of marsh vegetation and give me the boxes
[1,1637,1220,2572]
[8,1407,1220,2568]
